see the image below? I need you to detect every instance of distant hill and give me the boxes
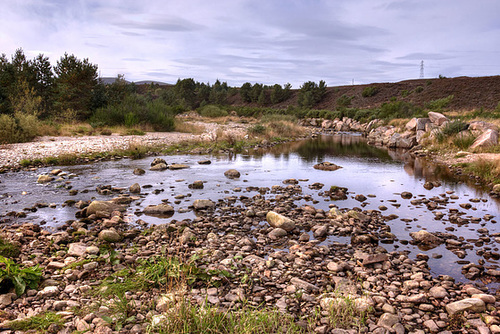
[134,80,171,86]
[226,75,500,111]
[99,77,171,86]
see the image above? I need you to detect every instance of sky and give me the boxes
[1,0,500,87]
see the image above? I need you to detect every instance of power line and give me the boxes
[420,60,424,79]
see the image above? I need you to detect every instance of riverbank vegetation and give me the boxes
[2,49,499,145]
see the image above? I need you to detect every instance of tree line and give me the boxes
[0,48,330,143]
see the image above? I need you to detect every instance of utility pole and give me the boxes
[420,60,424,79]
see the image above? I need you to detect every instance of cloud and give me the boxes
[1,0,499,86]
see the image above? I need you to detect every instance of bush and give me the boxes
[377,101,424,119]
[362,86,378,97]
[248,124,266,135]
[452,132,477,149]
[0,113,39,144]
[426,95,454,111]
[440,120,468,136]
[89,94,175,131]
[336,95,354,109]
[198,105,228,118]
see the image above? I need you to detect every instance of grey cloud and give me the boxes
[397,53,452,61]
[122,58,147,62]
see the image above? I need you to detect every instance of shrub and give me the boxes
[0,113,39,144]
[198,105,228,118]
[452,132,477,150]
[426,95,454,111]
[362,86,378,97]
[248,124,266,135]
[414,86,424,93]
[336,95,354,109]
[377,101,424,119]
[440,120,468,136]
[90,94,175,131]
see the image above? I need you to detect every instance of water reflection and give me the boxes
[253,134,394,163]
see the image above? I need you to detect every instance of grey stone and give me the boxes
[129,183,141,193]
[143,204,174,215]
[268,228,288,239]
[470,128,499,149]
[193,199,215,210]
[37,175,54,183]
[98,229,121,243]
[428,111,448,126]
[290,277,319,292]
[446,298,486,315]
[377,313,400,329]
[266,211,296,232]
[410,230,443,246]
[224,169,241,178]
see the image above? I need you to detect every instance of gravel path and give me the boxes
[0,121,250,168]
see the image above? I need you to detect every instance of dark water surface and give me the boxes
[0,134,499,285]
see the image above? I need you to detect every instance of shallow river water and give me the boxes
[0,133,499,286]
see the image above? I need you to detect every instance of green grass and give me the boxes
[6,312,65,332]
[435,120,469,143]
[0,237,20,258]
[452,132,477,150]
[456,159,500,184]
[148,299,306,334]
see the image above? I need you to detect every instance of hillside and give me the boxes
[226,75,500,111]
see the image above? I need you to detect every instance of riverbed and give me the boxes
[0,133,499,286]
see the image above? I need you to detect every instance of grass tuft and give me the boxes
[6,312,65,332]
[149,299,306,334]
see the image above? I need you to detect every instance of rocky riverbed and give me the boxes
[0,156,499,333]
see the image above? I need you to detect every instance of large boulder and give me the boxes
[405,118,418,131]
[416,118,431,131]
[150,163,168,171]
[98,229,122,243]
[321,119,333,129]
[37,175,54,183]
[224,169,241,179]
[470,128,499,149]
[313,162,342,171]
[428,112,448,126]
[86,201,124,217]
[193,199,215,210]
[129,183,141,194]
[169,164,189,170]
[469,121,497,131]
[387,133,417,149]
[410,230,443,247]
[266,211,296,232]
[445,298,486,315]
[143,204,174,215]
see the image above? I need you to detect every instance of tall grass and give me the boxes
[149,300,306,334]
[459,159,500,184]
